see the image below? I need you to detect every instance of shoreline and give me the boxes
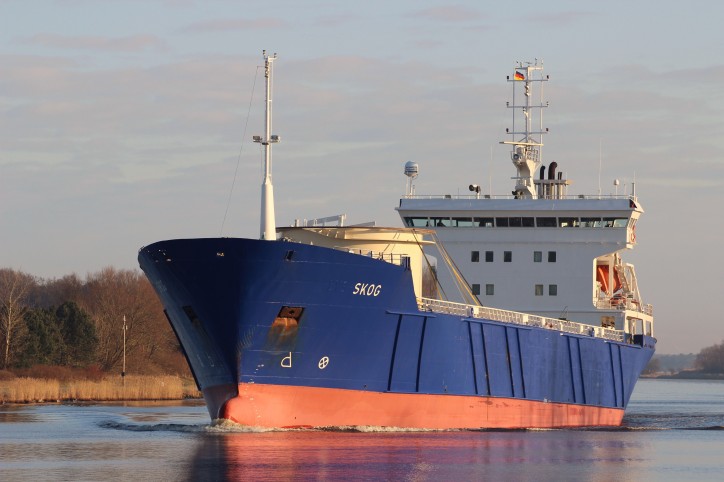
[0,375,202,404]
[643,372,724,380]
[1,399,206,407]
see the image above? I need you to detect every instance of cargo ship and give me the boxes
[138,55,655,429]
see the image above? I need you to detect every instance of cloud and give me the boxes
[182,17,289,33]
[410,5,484,23]
[313,13,359,28]
[523,10,595,26]
[657,64,724,88]
[2,50,723,299]
[21,34,167,52]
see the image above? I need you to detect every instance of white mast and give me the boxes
[254,50,280,240]
[501,60,548,199]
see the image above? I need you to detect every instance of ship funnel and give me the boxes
[548,161,557,180]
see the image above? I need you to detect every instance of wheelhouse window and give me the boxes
[491,216,534,227]
[404,215,631,229]
[580,217,601,227]
[613,218,630,228]
[537,217,557,227]
[404,217,429,227]
[453,217,474,227]
[506,217,535,227]
[432,217,452,227]
[558,217,579,227]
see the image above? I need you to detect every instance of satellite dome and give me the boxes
[404,161,419,178]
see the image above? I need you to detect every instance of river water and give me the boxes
[1,379,723,481]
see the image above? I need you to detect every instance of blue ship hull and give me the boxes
[139,237,655,428]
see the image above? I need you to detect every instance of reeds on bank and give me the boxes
[0,375,201,403]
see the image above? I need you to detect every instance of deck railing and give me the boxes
[418,297,625,342]
[335,247,410,267]
[594,298,654,316]
[402,193,636,201]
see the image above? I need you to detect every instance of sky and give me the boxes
[1,0,722,354]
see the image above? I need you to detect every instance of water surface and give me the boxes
[1,379,723,481]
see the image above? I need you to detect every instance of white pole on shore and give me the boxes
[122,315,127,384]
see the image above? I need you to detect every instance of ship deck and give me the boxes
[417,297,626,342]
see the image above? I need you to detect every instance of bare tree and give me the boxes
[0,265,186,375]
[0,269,37,369]
[40,274,84,307]
[79,267,169,372]
[696,341,724,374]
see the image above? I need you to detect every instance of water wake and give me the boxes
[99,417,724,434]
[206,419,447,433]
[98,420,208,433]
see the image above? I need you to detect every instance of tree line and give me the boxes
[694,340,724,374]
[5,265,724,378]
[0,267,189,376]
[644,342,724,376]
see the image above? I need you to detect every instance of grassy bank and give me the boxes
[0,375,201,403]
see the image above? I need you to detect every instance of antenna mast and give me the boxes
[254,50,280,240]
[500,60,548,199]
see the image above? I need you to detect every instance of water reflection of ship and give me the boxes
[187,431,644,481]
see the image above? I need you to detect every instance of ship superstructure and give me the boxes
[397,61,653,341]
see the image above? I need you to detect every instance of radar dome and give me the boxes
[404,161,419,178]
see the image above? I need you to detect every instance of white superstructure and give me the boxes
[396,61,653,340]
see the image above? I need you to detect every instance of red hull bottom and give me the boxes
[220,383,624,429]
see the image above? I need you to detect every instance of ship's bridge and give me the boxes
[398,195,641,247]
[396,193,652,338]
